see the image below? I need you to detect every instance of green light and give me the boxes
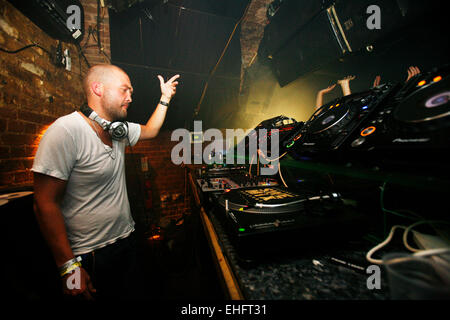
[238,228,246,232]
[286,141,295,148]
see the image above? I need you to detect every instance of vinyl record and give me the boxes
[218,187,306,214]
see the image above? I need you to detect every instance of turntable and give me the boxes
[288,83,396,158]
[347,65,450,173]
[212,186,367,261]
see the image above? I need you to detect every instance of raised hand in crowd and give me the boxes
[372,75,381,88]
[315,83,337,110]
[337,75,356,96]
[406,66,421,82]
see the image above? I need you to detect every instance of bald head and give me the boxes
[83,64,129,97]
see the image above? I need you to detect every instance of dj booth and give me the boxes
[188,64,450,300]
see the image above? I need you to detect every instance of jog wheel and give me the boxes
[394,74,450,132]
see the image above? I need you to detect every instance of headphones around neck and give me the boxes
[80,104,129,141]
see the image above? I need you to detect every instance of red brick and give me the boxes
[0,0,111,190]
[0,119,6,133]
[1,133,38,146]
[7,120,25,133]
[14,170,32,183]
[0,159,25,172]
[10,145,26,158]
[0,146,10,158]
[25,145,38,157]
[18,110,55,125]
[0,172,14,185]
[0,107,17,120]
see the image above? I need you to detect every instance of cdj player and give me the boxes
[288,83,397,159]
[211,186,368,262]
[346,65,450,176]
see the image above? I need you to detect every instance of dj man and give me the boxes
[32,64,180,300]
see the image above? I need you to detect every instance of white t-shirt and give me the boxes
[32,111,141,255]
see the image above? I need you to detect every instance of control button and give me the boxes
[286,141,295,148]
[351,137,366,147]
[360,126,376,137]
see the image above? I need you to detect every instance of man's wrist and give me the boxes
[160,95,171,102]
[59,256,82,277]
[159,95,171,107]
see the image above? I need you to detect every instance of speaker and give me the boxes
[258,0,326,60]
[8,0,85,44]
[270,9,342,87]
[268,0,438,86]
[330,0,433,54]
[80,104,129,141]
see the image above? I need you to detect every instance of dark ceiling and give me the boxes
[109,0,251,131]
[109,0,450,132]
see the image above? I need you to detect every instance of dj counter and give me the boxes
[188,168,390,300]
[186,65,450,300]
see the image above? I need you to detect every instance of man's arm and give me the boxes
[315,84,337,110]
[139,74,180,140]
[33,172,96,299]
[337,75,356,96]
[33,172,73,266]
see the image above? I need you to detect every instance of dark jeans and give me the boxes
[79,232,142,300]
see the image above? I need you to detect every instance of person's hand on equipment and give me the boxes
[406,66,421,82]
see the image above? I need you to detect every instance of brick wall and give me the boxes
[126,131,191,225]
[0,0,114,191]
[0,0,191,225]
[79,0,111,66]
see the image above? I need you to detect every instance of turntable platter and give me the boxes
[394,76,450,124]
[309,104,351,134]
[218,187,307,214]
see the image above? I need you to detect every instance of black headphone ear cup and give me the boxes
[109,121,128,140]
[80,104,93,118]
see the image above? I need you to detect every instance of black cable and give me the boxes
[90,31,111,62]
[76,43,91,68]
[0,43,52,57]
[97,0,101,53]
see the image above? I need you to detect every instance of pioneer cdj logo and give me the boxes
[392,138,430,143]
